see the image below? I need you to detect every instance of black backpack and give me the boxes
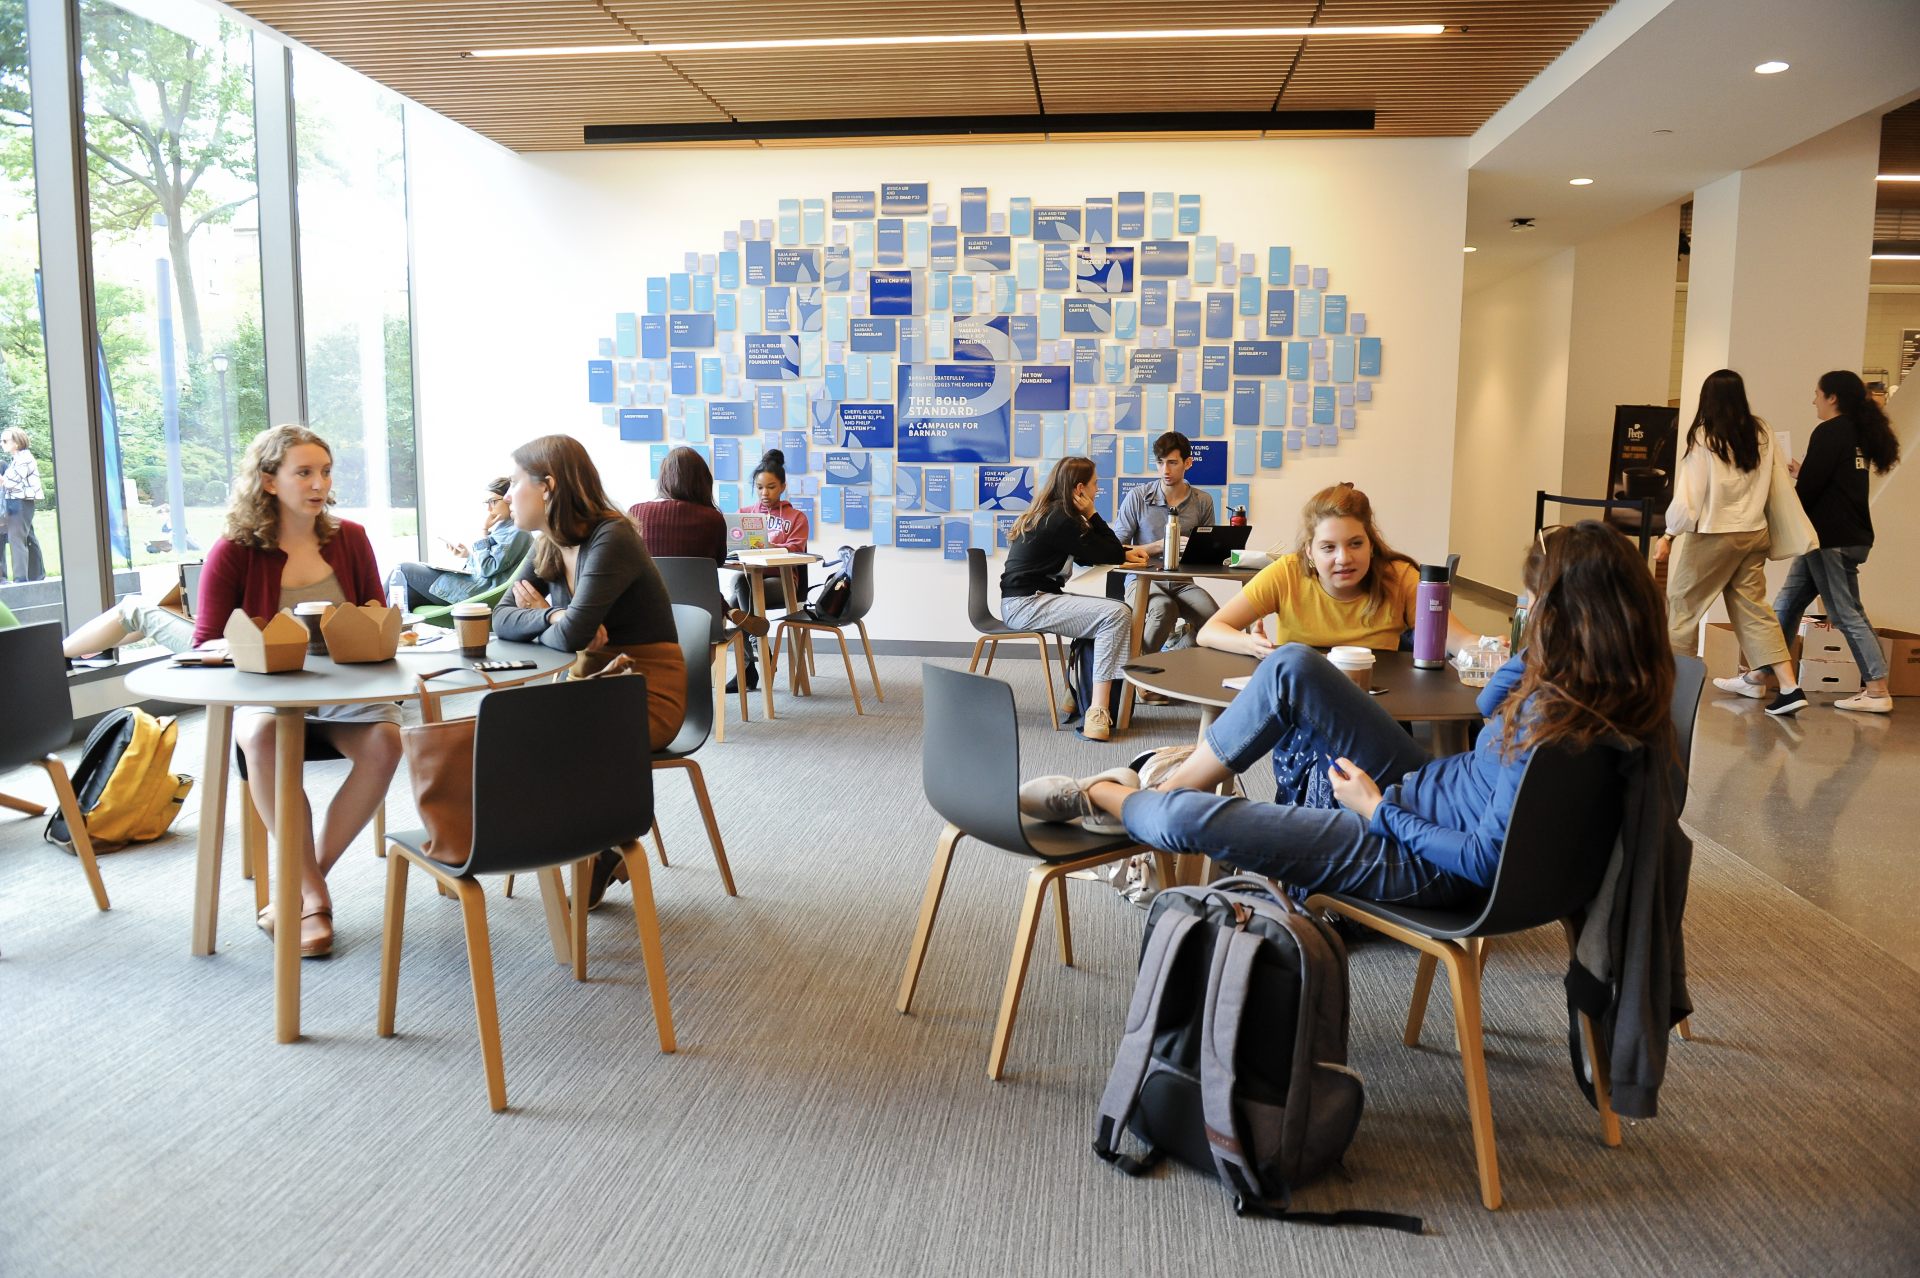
[1093,877,1422,1233]
[1060,635,1123,727]
[806,545,856,621]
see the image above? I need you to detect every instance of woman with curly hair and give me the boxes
[192,424,402,958]
[1022,522,1674,910]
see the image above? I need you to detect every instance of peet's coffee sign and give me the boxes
[1605,404,1678,533]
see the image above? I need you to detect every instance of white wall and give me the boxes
[1449,250,1575,595]
[404,110,1468,641]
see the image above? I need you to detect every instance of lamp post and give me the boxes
[211,352,232,485]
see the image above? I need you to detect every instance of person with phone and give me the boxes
[1021,522,1675,911]
[191,424,403,958]
[393,477,531,610]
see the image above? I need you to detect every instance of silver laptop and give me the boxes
[724,511,770,552]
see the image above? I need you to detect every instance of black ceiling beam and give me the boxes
[584,110,1374,145]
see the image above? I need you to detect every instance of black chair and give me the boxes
[376,673,674,1111]
[645,604,737,894]
[653,554,766,738]
[1306,744,1626,1210]
[963,548,1070,730]
[0,622,109,912]
[897,664,1171,1080]
[772,544,882,714]
[1669,654,1705,1040]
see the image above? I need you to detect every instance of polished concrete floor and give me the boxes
[1454,584,1920,974]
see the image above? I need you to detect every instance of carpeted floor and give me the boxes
[3,654,1917,1276]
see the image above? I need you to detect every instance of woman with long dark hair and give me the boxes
[1657,368,1805,715]
[1021,522,1674,909]
[998,456,1148,741]
[1765,370,1902,712]
[631,445,770,638]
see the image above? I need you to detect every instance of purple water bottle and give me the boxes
[1413,564,1451,669]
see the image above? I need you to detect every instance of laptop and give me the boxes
[1179,524,1253,567]
[724,511,770,552]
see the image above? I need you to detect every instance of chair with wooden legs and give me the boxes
[770,545,883,715]
[1306,743,1627,1210]
[0,622,110,914]
[654,555,772,739]
[897,663,1170,1080]
[376,673,674,1111]
[233,733,386,911]
[641,604,737,894]
[963,548,1071,730]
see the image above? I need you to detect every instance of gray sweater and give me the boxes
[493,518,675,652]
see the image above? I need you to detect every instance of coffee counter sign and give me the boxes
[1606,405,1679,516]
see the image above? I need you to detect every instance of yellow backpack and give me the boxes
[45,708,195,853]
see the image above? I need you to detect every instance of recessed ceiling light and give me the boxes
[1463,246,1477,253]
[1877,174,1920,182]
[469,24,1448,58]
[1871,253,1920,261]
[1753,60,1790,74]
[1568,177,1594,186]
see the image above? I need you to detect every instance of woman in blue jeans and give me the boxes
[1762,371,1900,714]
[1020,522,1674,909]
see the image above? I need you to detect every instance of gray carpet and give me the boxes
[3,655,1917,1276]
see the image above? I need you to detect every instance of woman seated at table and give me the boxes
[492,434,685,750]
[999,456,1150,743]
[1194,481,1474,803]
[394,476,531,610]
[192,424,403,959]
[726,447,809,694]
[1022,521,1674,910]
[629,445,767,638]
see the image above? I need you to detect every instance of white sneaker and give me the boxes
[1835,692,1893,714]
[1712,672,1771,700]
[1017,767,1139,833]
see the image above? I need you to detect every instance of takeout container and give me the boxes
[319,601,404,663]
[224,609,309,673]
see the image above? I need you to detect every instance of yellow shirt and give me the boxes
[1238,554,1418,650]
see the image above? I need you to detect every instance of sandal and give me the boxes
[257,903,336,958]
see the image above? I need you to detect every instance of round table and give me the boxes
[125,637,573,1043]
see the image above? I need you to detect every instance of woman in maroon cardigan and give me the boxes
[193,424,401,958]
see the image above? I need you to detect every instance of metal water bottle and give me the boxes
[1230,505,1247,527]
[1162,518,1180,570]
[1413,563,1451,669]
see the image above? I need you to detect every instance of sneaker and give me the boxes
[1834,692,1893,714]
[1713,672,1770,700]
[1018,767,1140,833]
[1764,688,1808,717]
[1079,705,1114,742]
[1129,744,1196,789]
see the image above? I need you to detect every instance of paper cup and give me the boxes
[293,601,330,656]
[1328,645,1375,692]
[451,602,492,657]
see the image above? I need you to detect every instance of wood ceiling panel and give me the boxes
[226,1,1615,150]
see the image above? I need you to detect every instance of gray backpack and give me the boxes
[1093,877,1422,1233]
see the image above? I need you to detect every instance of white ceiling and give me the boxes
[1461,0,1920,291]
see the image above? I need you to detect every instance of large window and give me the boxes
[80,0,265,602]
[0,0,62,623]
[293,46,416,570]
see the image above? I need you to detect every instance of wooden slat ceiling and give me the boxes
[226,0,1616,152]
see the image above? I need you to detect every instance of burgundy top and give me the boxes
[191,519,387,646]
[628,499,727,566]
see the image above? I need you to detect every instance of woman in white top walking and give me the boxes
[1656,368,1806,716]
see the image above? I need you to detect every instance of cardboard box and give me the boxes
[1876,628,1920,697]
[1798,622,1852,663]
[320,601,403,663]
[1799,658,1864,697]
[225,609,308,673]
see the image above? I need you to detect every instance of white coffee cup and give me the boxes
[1328,645,1376,692]
[451,601,492,657]
[293,600,330,655]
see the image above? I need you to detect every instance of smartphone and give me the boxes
[473,659,537,672]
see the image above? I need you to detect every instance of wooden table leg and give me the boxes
[190,705,234,956]
[779,567,812,696]
[751,570,775,682]
[1117,575,1149,731]
[1173,705,1223,887]
[272,708,307,1043]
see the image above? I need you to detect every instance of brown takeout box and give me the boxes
[320,600,403,663]
[224,608,308,673]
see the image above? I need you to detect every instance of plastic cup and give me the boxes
[451,601,492,657]
[1328,645,1375,692]
[294,601,330,656]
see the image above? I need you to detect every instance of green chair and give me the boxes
[413,578,513,629]
[0,598,18,628]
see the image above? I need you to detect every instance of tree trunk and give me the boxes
[164,212,205,366]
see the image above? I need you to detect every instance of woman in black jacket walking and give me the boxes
[998,457,1148,741]
[1769,370,1901,713]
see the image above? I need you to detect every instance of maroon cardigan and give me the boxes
[191,520,386,646]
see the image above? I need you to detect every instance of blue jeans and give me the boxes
[1119,644,1482,908]
[1775,547,1887,683]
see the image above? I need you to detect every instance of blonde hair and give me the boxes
[1,428,28,451]
[223,424,338,550]
[1294,482,1415,620]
